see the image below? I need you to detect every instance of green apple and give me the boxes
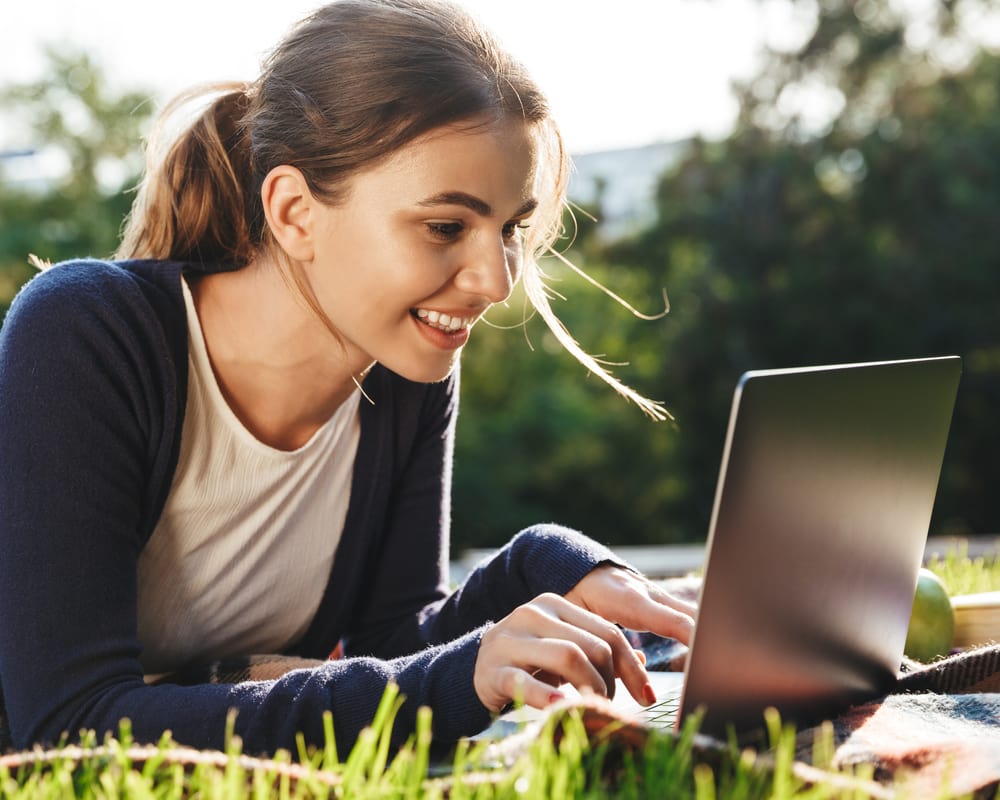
[904,568,955,662]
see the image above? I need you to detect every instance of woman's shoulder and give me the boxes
[10,258,183,312]
[3,258,190,367]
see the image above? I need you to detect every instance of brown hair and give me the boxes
[117,0,665,418]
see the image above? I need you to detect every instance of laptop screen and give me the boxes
[679,356,962,736]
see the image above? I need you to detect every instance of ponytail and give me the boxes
[116,83,260,268]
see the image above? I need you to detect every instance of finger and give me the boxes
[550,607,650,704]
[474,599,614,710]
[621,647,653,704]
[566,568,697,645]
[532,595,646,699]
[534,669,562,687]
[604,629,649,704]
[484,602,616,698]
[610,586,697,645]
[650,585,697,641]
[529,623,650,707]
[648,582,699,618]
[493,667,567,711]
[523,637,612,699]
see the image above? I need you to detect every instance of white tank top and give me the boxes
[136,277,360,675]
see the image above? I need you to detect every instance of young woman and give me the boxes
[0,0,695,755]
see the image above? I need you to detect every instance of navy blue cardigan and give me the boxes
[0,259,617,754]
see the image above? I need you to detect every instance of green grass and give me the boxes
[925,541,1000,595]
[0,703,890,800]
[2,543,997,799]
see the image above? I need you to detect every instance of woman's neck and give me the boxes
[187,260,372,451]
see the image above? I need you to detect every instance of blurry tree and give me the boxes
[452,242,671,549]
[455,0,1000,550]
[604,0,1000,542]
[0,49,153,313]
[453,204,687,549]
[3,25,998,555]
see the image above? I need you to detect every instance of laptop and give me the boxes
[492,355,962,740]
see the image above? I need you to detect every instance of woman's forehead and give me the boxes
[353,119,541,210]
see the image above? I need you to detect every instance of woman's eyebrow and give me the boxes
[417,191,538,218]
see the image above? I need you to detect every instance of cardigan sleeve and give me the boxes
[0,261,624,756]
[341,366,626,658]
[0,263,495,753]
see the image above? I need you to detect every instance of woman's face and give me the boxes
[303,116,541,384]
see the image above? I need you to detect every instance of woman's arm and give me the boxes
[337,362,633,659]
[336,366,695,713]
[0,263,492,753]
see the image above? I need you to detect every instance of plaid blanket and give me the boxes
[531,643,1000,798]
[811,645,1000,796]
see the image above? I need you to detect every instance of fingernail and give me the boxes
[548,691,565,705]
[642,682,657,706]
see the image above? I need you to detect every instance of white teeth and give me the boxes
[414,308,472,332]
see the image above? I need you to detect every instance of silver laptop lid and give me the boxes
[678,356,962,736]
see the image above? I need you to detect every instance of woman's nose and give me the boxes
[455,238,517,304]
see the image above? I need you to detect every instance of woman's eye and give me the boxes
[502,221,529,241]
[427,222,463,240]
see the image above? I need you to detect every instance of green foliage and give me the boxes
[615,13,1000,543]
[456,0,1000,550]
[453,257,688,548]
[926,542,1000,595]
[0,48,153,313]
[0,696,893,799]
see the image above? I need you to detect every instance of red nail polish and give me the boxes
[642,682,657,706]
[548,691,565,704]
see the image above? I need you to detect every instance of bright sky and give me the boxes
[0,0,816,154]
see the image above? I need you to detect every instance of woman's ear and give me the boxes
[261,165,316,262]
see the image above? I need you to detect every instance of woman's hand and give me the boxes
[473,592,653,713]
[472,566,697,714]
[565,564,697,646]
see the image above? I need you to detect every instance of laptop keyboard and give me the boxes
[639,687,682,729]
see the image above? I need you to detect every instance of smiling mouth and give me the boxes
[412,308,473,332]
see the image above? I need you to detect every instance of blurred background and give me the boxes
[2,0,999,556]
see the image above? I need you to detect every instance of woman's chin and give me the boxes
[386,355,461,385]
